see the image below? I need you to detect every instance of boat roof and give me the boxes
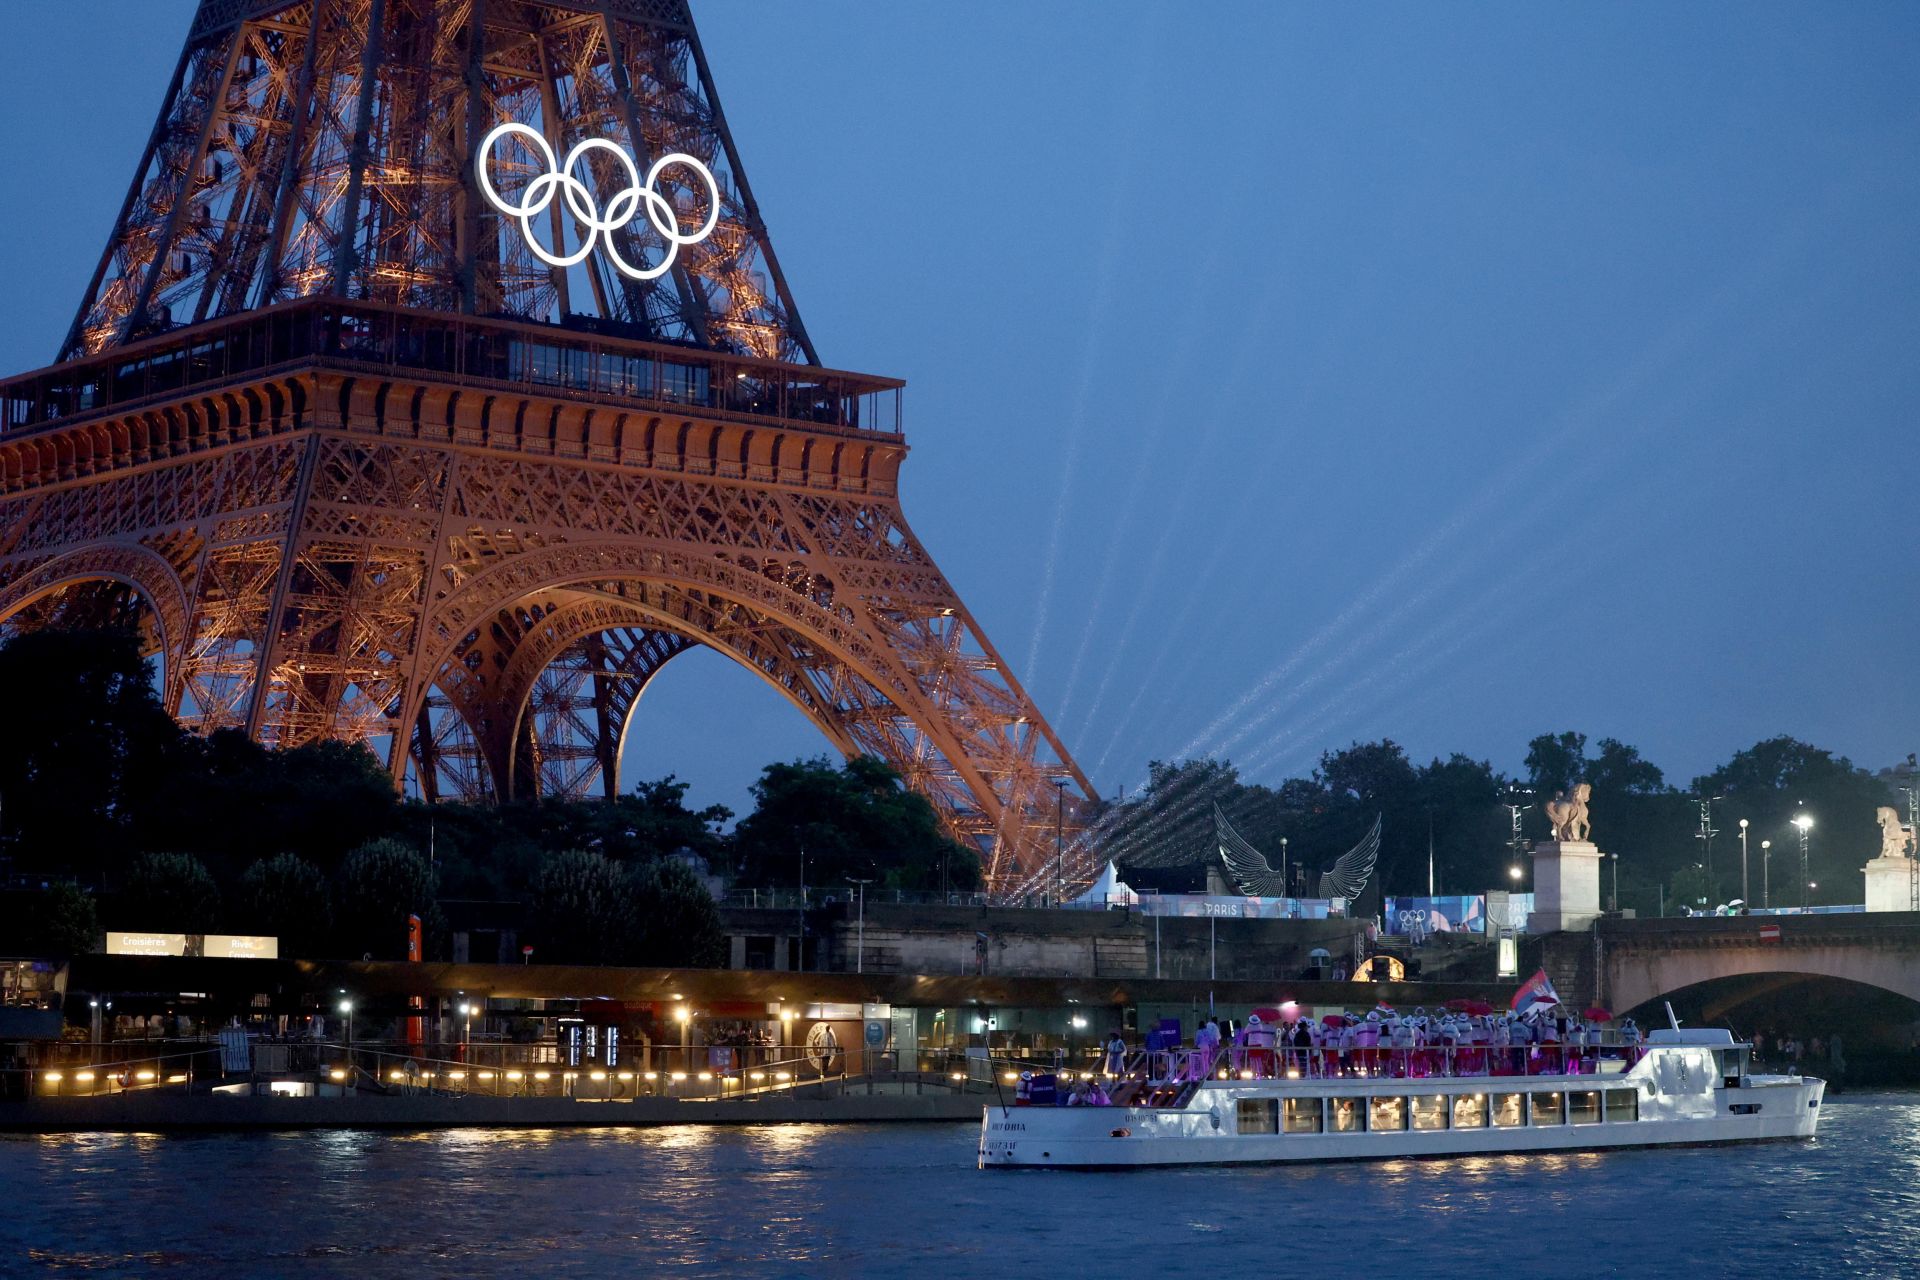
[1645,1028,1739,1046]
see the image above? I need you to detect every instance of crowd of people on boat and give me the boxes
[1188,1005,1644,1080]
[1015,1002,1647,1105]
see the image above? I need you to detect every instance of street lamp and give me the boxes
[459,1001,476,1052]
[337,997,354,1050]
[1608,851,1620,914]
[1279,837,1290,898]
[1696,795,1723,886]
[1792,810,1814,910]
[1738,818,1750,906]
[848,878,872,974]
[674,1002,692,1073]
[1760,839,1772,909]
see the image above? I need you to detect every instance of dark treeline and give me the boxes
[0,629,976,963]
[1096,733,1900,916]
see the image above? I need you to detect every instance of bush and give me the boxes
[630,858,725,969]
[117,852,221,933]
[528,849,635,965]
[236,853,333,957]
[336,839,436,960]
[11,882,101,956]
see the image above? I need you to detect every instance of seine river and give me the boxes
[3,1095,1916,1276]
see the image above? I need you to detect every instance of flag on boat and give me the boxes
[1510,969,1561,1015]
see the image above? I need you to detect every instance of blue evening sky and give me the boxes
[2,3,1915,820]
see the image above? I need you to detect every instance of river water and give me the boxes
[2,1094,1915,1276]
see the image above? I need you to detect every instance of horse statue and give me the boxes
[1544,783,1592,842]
[1877,806,1914,860]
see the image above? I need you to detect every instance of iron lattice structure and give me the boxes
[0,0,1096,898]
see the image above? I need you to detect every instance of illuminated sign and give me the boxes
[104,933,278,958]
[203,935,278,960]
[476,123,719,280]
[106,933,187,956]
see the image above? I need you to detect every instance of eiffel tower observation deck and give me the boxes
[0,0,1093,900]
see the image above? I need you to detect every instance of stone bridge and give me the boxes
[1582,913,1920,1014]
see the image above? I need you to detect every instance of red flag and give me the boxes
[1509,968,1561,1014]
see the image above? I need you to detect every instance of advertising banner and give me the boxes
[1384,896,1488,936]
[105,932,187,956]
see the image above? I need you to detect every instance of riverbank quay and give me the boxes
[0,1081,987,1133]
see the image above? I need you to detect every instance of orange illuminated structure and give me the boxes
[0,0,1092,898]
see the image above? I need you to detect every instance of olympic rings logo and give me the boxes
[475,122,719,281]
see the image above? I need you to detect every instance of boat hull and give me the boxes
[980,1073,1825,1170]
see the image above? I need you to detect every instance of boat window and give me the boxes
[1529,1092,1566,1126]
[1491,1092,1525,1128]
[1409,1095,1447,1131]
[1605,1089,1639,1123]
[1328,1097,1364,1134]
[1451,1093,1489,1129]
[1237,1098,1278,1135]
[1569,1090,1602,1125]
[1368,1097,1407,1132]
[1283,1097,1322,1134]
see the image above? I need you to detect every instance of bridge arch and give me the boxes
[1607,933,1920,1013]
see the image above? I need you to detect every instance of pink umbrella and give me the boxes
[1322,1014,1350,1028]
[1252,1007,1284,1023]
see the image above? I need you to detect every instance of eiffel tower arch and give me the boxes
[0,0,1097,898]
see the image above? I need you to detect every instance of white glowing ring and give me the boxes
[476,122,720,281]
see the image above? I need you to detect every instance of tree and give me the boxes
[732,756,977,892]
[115,852,221,933]
[1694,737,1893,905]
[235,853,333,957]
[1669,863,1718,915]
[1588,738,1666,796]
[527,849,635,965]
[141,733,400,878]
[1317,740,1419,805]
[7,882,101,956]
[335,839,436,960]
[1525,731,1588,798]
[0,626,184,880]
[629,858,726,968]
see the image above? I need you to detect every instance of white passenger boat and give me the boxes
[978,1026,1823,1169]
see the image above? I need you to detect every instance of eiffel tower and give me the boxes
[0,0,1094,900]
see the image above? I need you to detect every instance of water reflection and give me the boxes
[0,1099,1915,1274]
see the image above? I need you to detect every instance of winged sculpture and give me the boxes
[1213,804,1382,903]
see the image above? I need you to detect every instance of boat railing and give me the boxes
[1132,1039,1648,1087]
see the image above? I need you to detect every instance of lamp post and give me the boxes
[337,997,354,1071]
[1502,789,1533,884]
[1279,837,1289,898]
[1696,795,1722,890]
[459,1001,476,1054]
[1608,851,1620,913]
[848,878,872,974]
[1760,840,1772,909]
[1738,818,1750,907]
[674,1002,691,1074]
[1792,810,1814,910]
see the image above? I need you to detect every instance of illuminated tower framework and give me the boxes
[0,0,1093,898]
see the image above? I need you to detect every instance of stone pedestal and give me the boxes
[1527,840,1605,934]
[1862,856,1918,913]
